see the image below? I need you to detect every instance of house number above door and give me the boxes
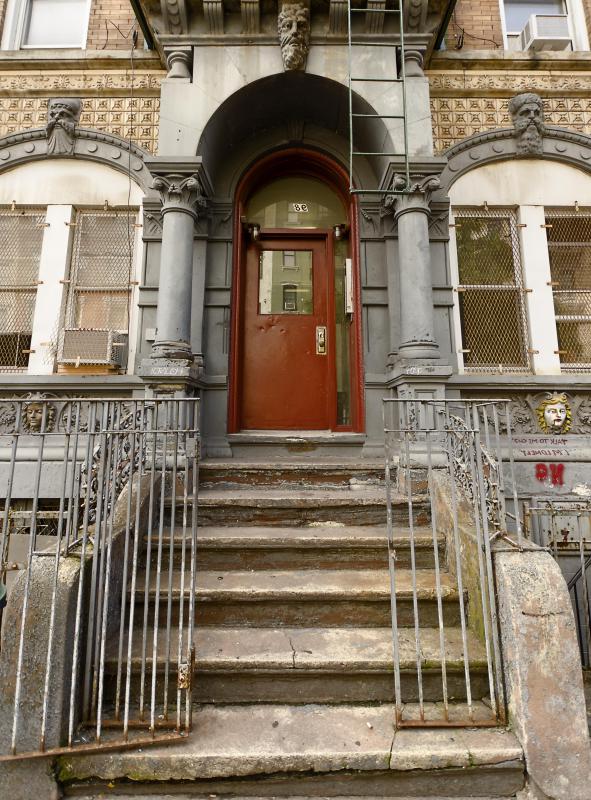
[291,203,309,212]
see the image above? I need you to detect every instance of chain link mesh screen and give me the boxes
[65,209,136,332]
[546,208,591,371]
[454,208,531,373]
[0,208,45,371]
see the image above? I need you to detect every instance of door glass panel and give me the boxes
[259,250,313,315]
[247,177,346,229]
[334,240,351,426]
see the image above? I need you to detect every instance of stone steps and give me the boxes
[149,525,442,571]
[131,568,463,627]
[199,460,385,489]
[177,488,429,527]
[103,626,489,704]
[58,704,523,796]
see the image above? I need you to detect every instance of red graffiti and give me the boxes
[535,463,565,487]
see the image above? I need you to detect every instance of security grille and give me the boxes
[546,208,591,372]
[0,208,45,371]
[454,208,531,373]
[65,209,136,333]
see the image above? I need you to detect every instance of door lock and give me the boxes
[316,326,327,355]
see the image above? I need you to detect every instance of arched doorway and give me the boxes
[228,149,364,432]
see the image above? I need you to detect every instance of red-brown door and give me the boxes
[240,235,333,429]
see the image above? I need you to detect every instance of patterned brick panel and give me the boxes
[429,71,591,153]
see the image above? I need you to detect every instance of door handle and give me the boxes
[316,326,327,355]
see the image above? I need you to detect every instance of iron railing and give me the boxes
[0,397,200,760]
[383,398,522,728]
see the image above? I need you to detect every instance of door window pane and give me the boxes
[259,250,313,315]
[247,178,346,229]
[23,0,89,47]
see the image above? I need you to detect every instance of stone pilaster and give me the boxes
[385,173,441,364]
[140,157,211,391]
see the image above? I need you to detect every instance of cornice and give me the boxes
[429,50,591,72]
[0,49,163,71]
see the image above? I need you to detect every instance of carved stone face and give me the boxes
[48,98,81,127]
[278,3,310,71]
[23,402,45,433]
[544,402,567,432]
[508,93,545,154]
[536,394,571,434]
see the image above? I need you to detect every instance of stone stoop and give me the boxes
[58,461,525,798]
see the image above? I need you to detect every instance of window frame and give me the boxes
[2,0,92,50]
[498,0,589,51]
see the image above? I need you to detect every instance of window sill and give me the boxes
[0,48,162,69]
[428,49,591,71]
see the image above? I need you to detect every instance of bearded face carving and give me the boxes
[278,3,310,71]
[508,92,546,155]
[46,98,82,156]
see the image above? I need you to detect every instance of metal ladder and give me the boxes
[347,0,410,195]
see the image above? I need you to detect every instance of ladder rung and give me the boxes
[352,113,405,119]
[350,41,399,47]
[349,188,407,195]
[350,76,399,82]
[349,7,403,13]
[352,151,400,157]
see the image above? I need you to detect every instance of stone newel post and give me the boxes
[388,174,441,362]
[150,172,206,360]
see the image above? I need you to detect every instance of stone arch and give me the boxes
[439,125,591,194]
[195,71,394,193]
[0,126,154,193]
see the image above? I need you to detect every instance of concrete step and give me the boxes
[199,460,385,489]
[132,568,462,627]
[58,704,524,796]
[180,488,428,527]
[148,526,443,571]
[105,626,489,704]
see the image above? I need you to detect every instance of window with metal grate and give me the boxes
[65,208,136,331]
[0,208,45,371]
[546,208,591,372]
[454,207,532,373]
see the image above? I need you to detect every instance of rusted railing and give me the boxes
[0,397,200,760]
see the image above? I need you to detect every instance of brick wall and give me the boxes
[444,0,504,51]
[86,0,144,50]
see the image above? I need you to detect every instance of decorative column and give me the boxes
[385,174,441,363]
[140,159,209,389]
[150,172,205,360]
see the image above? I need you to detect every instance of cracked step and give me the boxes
[104,626,490,704]
[131,569,463,627]
[58,704,524,796]
[148,525,444,570]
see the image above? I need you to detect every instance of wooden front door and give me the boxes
[240,235,334,429]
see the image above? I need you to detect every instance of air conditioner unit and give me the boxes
[519,14,572,51]
[58,329,128,368]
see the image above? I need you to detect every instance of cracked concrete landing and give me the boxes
[58,704,522,783]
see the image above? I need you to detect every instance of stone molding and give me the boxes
[403,0,428,33]
[165,47,193,79]
[161,0,188,35]
[440,124,591,193]
[0,126,154,192]
[152,173,207,219]
[382,173,442,219]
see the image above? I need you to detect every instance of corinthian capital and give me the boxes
[152,173,207,218]
[382,173,441,217]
